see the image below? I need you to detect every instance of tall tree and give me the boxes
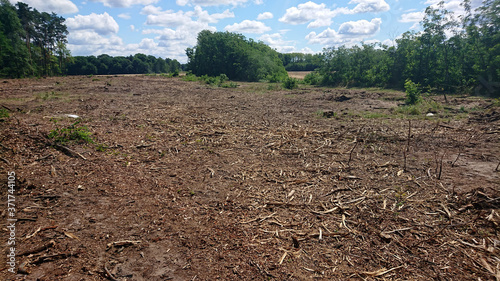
[0,0,30,77]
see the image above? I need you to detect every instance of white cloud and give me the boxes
[224,20,271,34]
[279,0,389,28]
[9,0,78,14]
[91,0,159,8]
[258,33,295,52]
[143,5,233,26]
[68,30,123,46]
[192,6,234,23]
[306,18,382,46]
[349,0,390,14]
[279,2,341,27]
[257,12,273,20]
[130,25,136,31]
[66,12,119,35]
[399,11,425,23]
[338,18,381,35]
[118,13,131,19]
[176,0,250,6]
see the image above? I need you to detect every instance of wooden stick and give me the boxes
[347,140,359,167]
[19,240,56,256]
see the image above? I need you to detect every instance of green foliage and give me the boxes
[182,73,198,81]
[187,30,288,82]
[282,77,299,89]
[404,79,422,105]
[66,54,181,75]
[279,53,323,71]
[394,98,444,116]
[48,120,94,145]
[0,108,9,121]
[0,0,71,77]
[303,72,322,85]
[315,0,499,96]
[199,74,237,88]
[221,82,238,88]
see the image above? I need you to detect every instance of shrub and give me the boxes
[267,72,287,83]
[304,72,322,85]
[0,108,9,121]
[404,79,421,105]
[182,74,198,81]
[48,120,94,145]
[282,77,299,89]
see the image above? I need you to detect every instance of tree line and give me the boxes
[279,53,322,71]
[315,0,499,96]
[0,0,69,77]
[67,54,181,76]
[0,1,181,78]
[186,30,288,82]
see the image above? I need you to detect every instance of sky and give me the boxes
[9,0,484,63]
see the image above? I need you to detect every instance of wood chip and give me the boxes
[362,265,403,277]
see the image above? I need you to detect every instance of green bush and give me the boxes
[304,72,322,85]
[182,73,198,81]
[404,79,421,105]
[267,72,287,83]
[282,77,299,89]
[48,120,94,145]
[0,108,9,121]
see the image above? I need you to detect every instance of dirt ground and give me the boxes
[0,75,499,280]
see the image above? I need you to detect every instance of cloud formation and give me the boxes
[306,18,382,46]
[91,0,159,8]
[257,12,273,20]
[176,0,250,6]
[9,0,78,14]
[142,5,234,27]
[66,12,119,35]
[224,20,271,34]
[279,0,389,28]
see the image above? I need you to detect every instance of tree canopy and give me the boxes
[0,1,181,78]
[0,0,68,77]
[66,54,181,76]
[186,30,288,82]
[316,0,500,96]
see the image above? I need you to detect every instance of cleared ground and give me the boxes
[0,75,499,280]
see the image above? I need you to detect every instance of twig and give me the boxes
[278,252,287,265]
[361,265,404,277]
[32,252,79,265]
[406,120,411,152]
[106,240,141,250]
[53,144,87,160]
[311,207,338,215]
[19,240,56,256]
[104,265,119,281]
[347,140,359,167]
[0,157,9,164]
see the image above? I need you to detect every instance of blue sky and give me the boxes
[10,0,483,63]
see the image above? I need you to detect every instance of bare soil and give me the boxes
[0,75,499,280]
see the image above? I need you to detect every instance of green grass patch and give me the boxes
[0,108,9,121]
[35,91,68,101]
[48,120,94,145]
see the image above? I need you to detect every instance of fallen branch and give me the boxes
[104,264,120,281]
[361,265,404,277]
[32,252,79,265]
[19,240,56,256]
[106,240,141,250]
[53,144,87,160]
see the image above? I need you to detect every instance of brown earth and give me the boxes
[0,75,499,280]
